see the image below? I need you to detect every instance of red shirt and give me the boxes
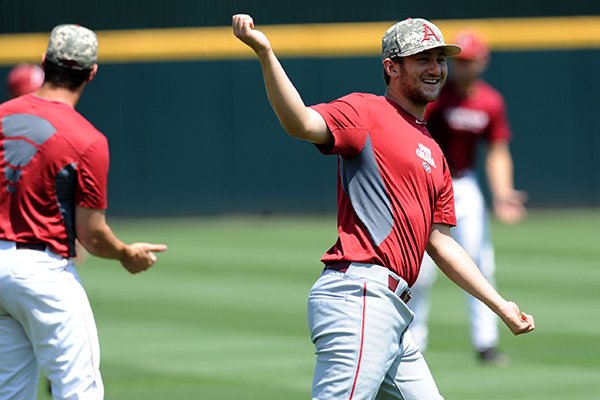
[425,80,511,173]
[0,94,109,257]
[312,93,456,286]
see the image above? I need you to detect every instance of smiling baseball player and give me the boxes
[233,14,534,399]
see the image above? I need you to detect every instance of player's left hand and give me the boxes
[493,190,527,224]
[497,300,535,335]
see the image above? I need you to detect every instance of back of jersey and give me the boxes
[0,93,109,257]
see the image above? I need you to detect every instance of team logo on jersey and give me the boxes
[444,107,489,133]
[416,143,437,168]
[2,114,57,193]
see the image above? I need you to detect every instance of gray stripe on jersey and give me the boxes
[2,114,57,186]
[3,139,38,167]
[340,135,393,246]
[4,166,22,183]
[2,113,57,144]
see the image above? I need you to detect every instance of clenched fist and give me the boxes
[232,14,272,56]
[497,300,535,335]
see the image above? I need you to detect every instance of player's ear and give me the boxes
[477,56,489,73]
[383,58,400,79]
[87,64,98,82]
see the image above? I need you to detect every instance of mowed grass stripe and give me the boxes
[37,210,600,399]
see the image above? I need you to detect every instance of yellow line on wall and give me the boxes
[0,16,599,65]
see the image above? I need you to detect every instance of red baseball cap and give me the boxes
[453,31,489,61]
[7,64,45,98]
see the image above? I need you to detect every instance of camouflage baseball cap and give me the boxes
[382,18,461,60]
[45,24,98,70]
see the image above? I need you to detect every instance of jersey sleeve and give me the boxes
[310,93,369,158]
[487,93,512,143]
[76,136,109,209]
[433,156,456,226]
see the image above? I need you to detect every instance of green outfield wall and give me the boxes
[0,0,597,33]
[0,3,598,214]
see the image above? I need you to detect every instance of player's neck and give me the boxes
[452,79,477,97]
[34,84,84,108]
[384,89,426,120]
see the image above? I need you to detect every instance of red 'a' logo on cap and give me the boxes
[422,24,440,43]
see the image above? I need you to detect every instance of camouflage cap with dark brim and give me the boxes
[46,24,98,70]
[382,18,461,60]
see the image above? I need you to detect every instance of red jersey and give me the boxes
[312,93,456,286]
[0,94,109,257]
[425,80,511,174]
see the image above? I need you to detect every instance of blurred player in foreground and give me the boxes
[233,14,534,399]
[409,31,527,365]
[0,24,167,400]
[6,63,45,99]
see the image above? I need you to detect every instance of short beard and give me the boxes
[398,64,441,107]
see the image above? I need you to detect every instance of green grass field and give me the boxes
[38,210,600,399]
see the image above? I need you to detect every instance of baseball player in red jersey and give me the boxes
[0,25,166,400]
[233,15,534,399]
[409,31,527,365]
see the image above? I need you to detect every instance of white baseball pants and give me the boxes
[308,264,444,400]
[0,240,104,400]
[409,172,499,351]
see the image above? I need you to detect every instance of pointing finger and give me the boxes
[145,244,167,253]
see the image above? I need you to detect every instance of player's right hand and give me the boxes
[120,242,167,274]
[232,14,272,55]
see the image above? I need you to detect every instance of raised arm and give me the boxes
[75,206,167,274]
[232,14,333,146]
[426,223,534,335]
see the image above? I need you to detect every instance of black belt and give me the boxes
[16,242,47,251]
[325,263,412,304]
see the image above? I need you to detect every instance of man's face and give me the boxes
[396,48,448,107]
[450,57,487,86]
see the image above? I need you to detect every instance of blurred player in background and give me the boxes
[408,30,527,365]
[233,14,534,399]
[6,63,45,99]
[0,24,167,399]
